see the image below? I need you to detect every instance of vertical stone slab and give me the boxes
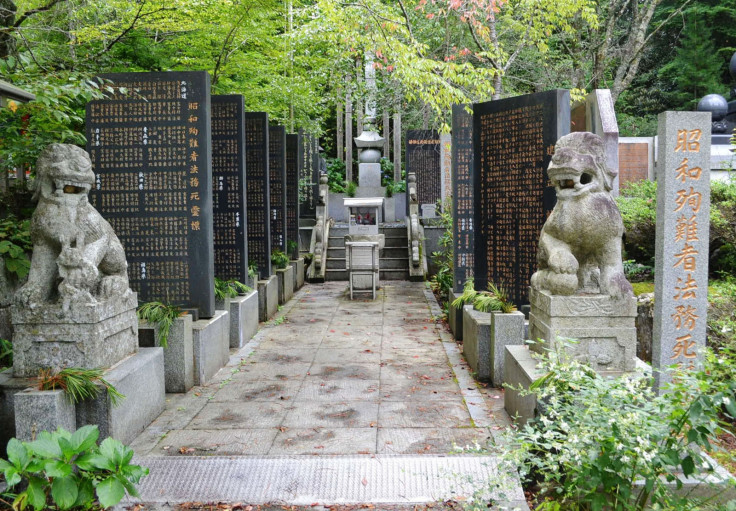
[452,104,474,293]
[286,134,300,258]
[87,71,215,318]
[440,133,452,203]
[299,130,316,218]
[653,111,711,394]
[406,130,441,216]
[211,95,248,283]
[473,90,570,306]
[619,137,655,188]
[269,126,287,252]
[245,112,272,279]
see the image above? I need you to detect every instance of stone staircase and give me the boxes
[325,225,410,281]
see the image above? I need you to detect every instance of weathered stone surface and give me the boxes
[76,347,165,444]
[227,291,258,348]
[257,276,278,322]
[12,292,138,377]
[291,258,305,290]
[504,345,543,425]
[636,293,654,362]
[0,372,35,451]
[447,290,463,340]
[276,266,294,305]
[530,132,632,298]
[192,310,230,386]
[529,287,637,372]
[358,163,381,188]
[462,305,491,381]
[139,315,193,393]
[652,111,711,393]
[490,311,525,387]
[14,388,76,441]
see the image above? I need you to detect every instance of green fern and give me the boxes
[38,367,125,406]
[136,301,183,348]
[487,281,517,313]
[451,278,478,308]
[215,277,252,300]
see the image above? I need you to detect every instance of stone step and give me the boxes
[382,247,407,258]
[326,257,347,270]
[380,269,410,280]
[380,257,409,270]
[325,268,348,281]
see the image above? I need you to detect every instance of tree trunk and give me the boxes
[383,107,390,160]
[0,0,17,60]
[336,88,344,162]
[422,103,429,130]
[356,58,363,134]
[345,90,353,182]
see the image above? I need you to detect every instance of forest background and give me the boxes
[0,0,735,174]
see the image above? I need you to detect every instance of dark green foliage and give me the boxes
[136,302,184,349]
[0,215,31,280]
[271,249,289,270]
[430,199,453,297]
[450,278,516,313]
[248,262,258,282]
[325,157,346,193]
[345,180,357,198]
[0,338,12,369]
[0,425,148,510]
[214,277,252,300]
[38,368,125,407]
[287,240,299,259]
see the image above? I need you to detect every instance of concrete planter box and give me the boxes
[463,306,525,386]
[276,266,294,305]
[139,315,194,393]
[448,290,464,341]
[14,388,76,441]
[258,276,278,322]
[76,348,165,445]
[192,310,230,386]
[291,258,305,290]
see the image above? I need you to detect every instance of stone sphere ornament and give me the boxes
[697,93,728,121]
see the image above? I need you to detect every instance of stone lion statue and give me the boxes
[15,144,130,311]
[530,132,633,299]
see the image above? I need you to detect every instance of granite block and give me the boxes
[76,347,165,445]
[276,266,294,305]
[258,276,278,322]
[192,310,230,386]
[227,291,259,348]
[139,315,193,393]
[504,345,543,425]
[291,258,305,290]
[14,388,76,441]
[358,162,381,188]
[490,311,525,387]
[462,305,491,381]
[448,290,464,340]
[0,372,34,452]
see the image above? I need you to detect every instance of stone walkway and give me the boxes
[126,282,523,508]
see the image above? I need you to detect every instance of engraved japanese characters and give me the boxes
[530,132,633,299]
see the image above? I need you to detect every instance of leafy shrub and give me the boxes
[214,277,251,300]
[287,239,299,259]
[707,276,736,350]
[345,180,357,198]
[248,262,258,282]
[0,215,32,280]
[451,278,516,313]
[616,179,736,277]
[0,338,12,369]
[38,368,124,406]
[623,259,654,282]
[136,301,184,348]
[506,339,736,510]
[325,157,346,193]
[270,249,289,270]
[0,425,147,510]
[430,198,453,297]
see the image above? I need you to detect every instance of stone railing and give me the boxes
[406,173,425,279]
[307,173,330,282]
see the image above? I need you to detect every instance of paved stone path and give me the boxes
[126,282,523,508]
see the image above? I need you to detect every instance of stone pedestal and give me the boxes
[491,311,525,387]
[504,345,544,425]
[14,388,76,441]
[529,287,637,372]
[258,276,278,322]
[448,290,463,341]
[0,372,35,450]
[462,306,491,381]
[76,347,165,445]
[225,291,259,348]
[421,204,437,218]
[276,266,294,305]
[192,310,230,386]
[138,315,193,393]
[11,292,138,377]
[291,258,305,290]
[358,163,381,187]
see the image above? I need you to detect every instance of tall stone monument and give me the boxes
[211,95,248,284]
[269,126,287,252]
[528,132,637,373]
[87,71,215,318]
[12,144,138,376]
[652,111,711,393]
[406,130,441,218]
[245,112,272,279]
[473,90,569,307]
[285,133,300,258]
[452,104,474,293]
[440,133,452,203]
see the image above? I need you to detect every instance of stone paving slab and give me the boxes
[126,282,525,507]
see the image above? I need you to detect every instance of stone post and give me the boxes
[652,111,711,394]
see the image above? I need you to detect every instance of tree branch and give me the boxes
[395,0,414,42]
[12,0,66,28]
[93,4,173,59]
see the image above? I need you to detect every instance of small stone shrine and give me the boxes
[11,144,138,376]
[528,132,637,373]
[652,111,711,393]
[473,89,570,307]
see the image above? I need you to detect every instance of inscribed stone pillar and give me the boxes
[652,111,711,394]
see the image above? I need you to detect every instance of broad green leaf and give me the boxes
[74,477,95,508]
[76,453,114,471]
[3,466,21,487]
[96,476,125,508]
[51,475,78,510]
[26,475,48,510]
[57,437,74,461]
[681,455,695,476]
[70,425,99,452]
[27,436,62,459]
[100,437,125,466]
[6,438,29,469]
[44,459,72,478]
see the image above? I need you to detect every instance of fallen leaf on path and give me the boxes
[279,426,288,432]
[362,477,368,486]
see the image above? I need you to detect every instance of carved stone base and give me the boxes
[11,292,138,377]
[529,287,637,372]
